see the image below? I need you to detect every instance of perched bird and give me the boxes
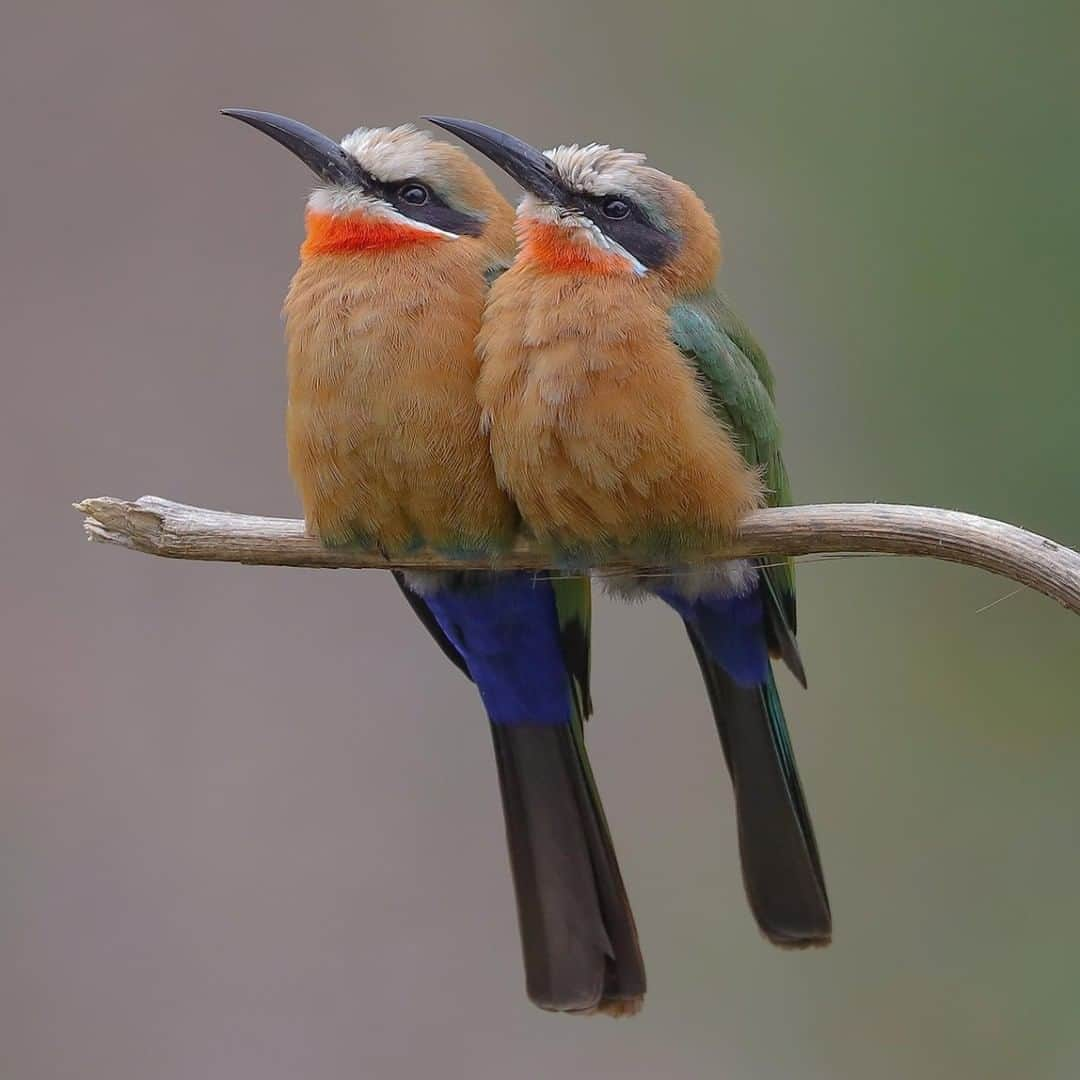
[221,109,645,1013]
[428,117,831,947]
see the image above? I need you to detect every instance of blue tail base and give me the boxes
[656,582,770,687]
[421,573,573,727]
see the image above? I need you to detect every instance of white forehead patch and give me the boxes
[307,188,382,216]
[544,143,648,197]
[340,124,442,183]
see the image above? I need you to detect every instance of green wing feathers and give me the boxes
[668,291,783,501]
[551,574,593,720]
[668,291,798,638]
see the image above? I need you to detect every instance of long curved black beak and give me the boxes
[424,116,565,204]
[221,108,370,189]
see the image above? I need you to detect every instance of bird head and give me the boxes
[222,109,513,262]
[427,117,720,290]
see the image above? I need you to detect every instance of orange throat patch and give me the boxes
[301,210,444,257]
[519,219,636,276]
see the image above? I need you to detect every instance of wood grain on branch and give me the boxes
[74,496,1080,616]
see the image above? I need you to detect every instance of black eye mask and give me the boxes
[577,194,678,270]
[549,189,679,270]
[376,178,485,238]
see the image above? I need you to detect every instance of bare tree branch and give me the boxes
[74,495,1080,616]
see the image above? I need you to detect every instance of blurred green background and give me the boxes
[3,2,1078,1077]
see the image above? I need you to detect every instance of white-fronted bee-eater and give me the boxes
[429,115,831,949]
[222,108,645,1014]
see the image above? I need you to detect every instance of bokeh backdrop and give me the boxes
[3,2,1079,1078]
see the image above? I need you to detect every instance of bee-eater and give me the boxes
[428,117,831,947]
[221,109,645,1013]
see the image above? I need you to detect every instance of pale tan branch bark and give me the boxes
[74,496,1080,616]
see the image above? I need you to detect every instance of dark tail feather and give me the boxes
[490,722,646,1015]
[685,625,831,947]
[760,568,807,688]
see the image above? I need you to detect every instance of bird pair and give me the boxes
[222,109,831,1017]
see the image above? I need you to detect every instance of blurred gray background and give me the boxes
[3,2,1079,1078]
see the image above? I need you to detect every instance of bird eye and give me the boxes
[399,183,430,206]
[601,196,631,220]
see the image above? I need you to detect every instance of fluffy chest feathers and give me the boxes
[477,267,762,557]
[284,246,515,550]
